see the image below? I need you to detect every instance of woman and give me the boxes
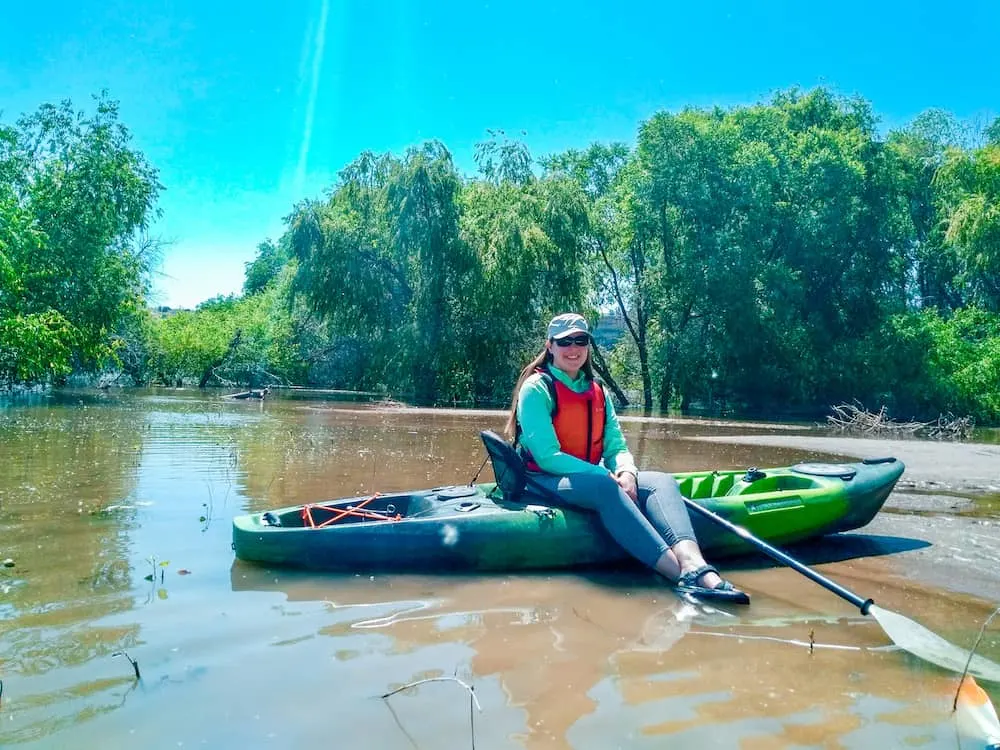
[505,313,749,604]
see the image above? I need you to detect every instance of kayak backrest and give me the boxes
[480,430,527,500]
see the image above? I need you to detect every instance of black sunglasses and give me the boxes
[553,335,591,348]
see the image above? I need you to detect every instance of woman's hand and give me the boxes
[614,471,638,503]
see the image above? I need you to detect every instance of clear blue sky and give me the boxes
[2,0,997,308]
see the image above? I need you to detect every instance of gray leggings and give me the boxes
[526,470,696,568]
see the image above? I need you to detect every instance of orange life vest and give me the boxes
[522,368,606,471]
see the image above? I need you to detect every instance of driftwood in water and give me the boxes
[827,403,974,441]
[226,387,270,400]
[919,412,975,440]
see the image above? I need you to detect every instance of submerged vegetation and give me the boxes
[2,89,999,423]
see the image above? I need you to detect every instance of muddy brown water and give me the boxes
[1,388,999,749]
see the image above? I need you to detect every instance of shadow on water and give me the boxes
[724,532,933,571]
[225,525,940,645]
[228,529,932,599]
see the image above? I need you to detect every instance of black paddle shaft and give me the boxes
[683,498,874,615]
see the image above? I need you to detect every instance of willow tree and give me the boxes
[460,136,593,402]
[390,143,472,401]
[935,143,1000,311]
[287,143,474,402]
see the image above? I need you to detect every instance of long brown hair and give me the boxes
[503,342,596,440]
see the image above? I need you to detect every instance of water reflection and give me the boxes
[229,563,995,749]
[0,400,144,743]
[1,388,997,749]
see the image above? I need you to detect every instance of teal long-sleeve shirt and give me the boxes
[516,365,639,477]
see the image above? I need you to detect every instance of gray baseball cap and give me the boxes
[547,313,590,340]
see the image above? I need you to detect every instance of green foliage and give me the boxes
[0,311,77,384]
[885,114,963,310]
[474,129,534,186]
[884,308,1000,422]
[986,117,1000,147]
[285,139,586,404]
[7,87,992,424]
[243,239,289,296]
[542,143,630,199]
[596,89,912,412]
[459,172,592,400]
[109,306,159,385]
[247,87,996,421]
[0,95,160,386]
[149,287,288,387]
[935,145,1000,310]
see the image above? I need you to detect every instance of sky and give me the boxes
[1,0,998,309]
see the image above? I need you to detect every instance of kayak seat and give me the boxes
[480,430,587,509]
[480,430,528,501]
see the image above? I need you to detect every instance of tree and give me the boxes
[884,307,1000,422]
[886,110,966,311]
[543,144,638,405]
[986,117,1000,147]
[288,144,475,402]
[474,129,533,186]
[935,144,1000,311]
[461,145,593,402]
[609,89,912,412]
[243,239,290,296]
[0,95,160,385]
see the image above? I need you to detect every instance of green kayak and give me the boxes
[232,435,904,571]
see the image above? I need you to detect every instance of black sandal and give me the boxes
[674,564,750,605]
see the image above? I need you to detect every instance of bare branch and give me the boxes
[381,676,482,712]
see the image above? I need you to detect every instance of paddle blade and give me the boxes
[869,605,1000,683]
[954,675,1000,747]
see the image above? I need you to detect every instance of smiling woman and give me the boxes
[503,313,751,604]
